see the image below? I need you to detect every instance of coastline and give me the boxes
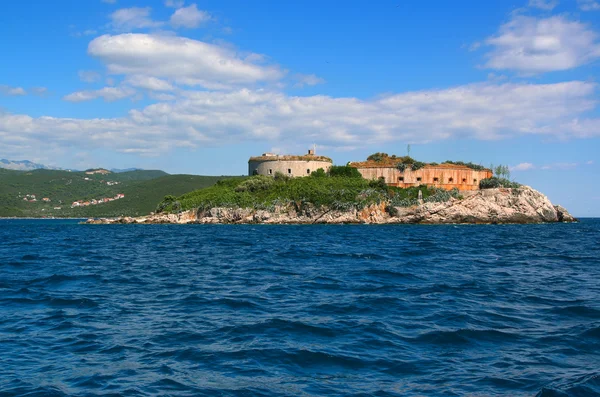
[85,186,577,225]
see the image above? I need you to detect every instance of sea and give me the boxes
[1,219,599,397]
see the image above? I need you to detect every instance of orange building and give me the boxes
[350,161,492,191]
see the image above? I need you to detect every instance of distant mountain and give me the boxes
[111,168,142,173]
[0,159,72,171]
[0,159,147,173]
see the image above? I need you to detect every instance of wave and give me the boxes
[537,374,600,397]
[414,328,521,345]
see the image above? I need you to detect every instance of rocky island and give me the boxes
[86,154,576,225]
[86,185,575,225]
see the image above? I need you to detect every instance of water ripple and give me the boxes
[0,219,599,396]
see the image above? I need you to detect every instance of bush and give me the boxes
[479,177,521,189]
[311,168,327,178]
[368,177,388,190]
[235,176,275,192]
[367,152,389,162]
[385,205,399,217]
[443,160,486,171]
[411,161,426,171]
[328,165,363,178]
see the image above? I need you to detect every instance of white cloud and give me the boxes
[125,75,174,91]
[109,7,163,31]
[170,4,210,28]
[149,92,177,101]
[165,0,184,8]
[1,80,598,160]
[510,162,535,171]
[528,0,558,10]
[79,70,102,83]
[0,85,27,96]
[541,162,578,170]
[578,0,600,11]
[88,34,284,89]
[586,160,595,165]
[293,73,326,88]
[484,15,600,73]
[63,87,136,102]
[31,87,48,97]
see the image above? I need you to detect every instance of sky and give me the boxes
[0,0,599,216]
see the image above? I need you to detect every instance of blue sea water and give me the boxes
[1,219,600,397]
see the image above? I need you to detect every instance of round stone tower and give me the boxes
[248,149,332,177]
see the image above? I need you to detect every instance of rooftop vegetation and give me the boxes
[363,153,489,172]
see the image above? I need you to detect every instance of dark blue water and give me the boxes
[1,220,600,397]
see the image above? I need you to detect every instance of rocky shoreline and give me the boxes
[86,186,577,225]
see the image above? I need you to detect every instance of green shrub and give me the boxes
[310,168,327,178]
[443,160,486,171]
[328,165,363,178]
[234,176,275,192]
[368,177,388,190]
[410,161,426,171]
[385,205,399,217]
[367,152,389,162]
[479,177,521,189]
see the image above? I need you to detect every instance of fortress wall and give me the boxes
[355,166,493,191]
[249,159,332,177]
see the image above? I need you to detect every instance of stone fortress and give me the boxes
[248,149,333,178]
[349,161,492,191]
[249,149,492,191]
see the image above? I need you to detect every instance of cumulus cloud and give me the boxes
[510,162,535,171]
[79,70,102,83]
[293,73,326,88]
[125,75,174,91]
[165,0,184,8]
[578,0,600,11]
[528,0,558,10]
[109,7,163,31]
[0,85,27,96]
[2,80,598,159]
[170,4,210,28]
[88,34,284,89]
[63,86,136,102]
[484,15,600,73]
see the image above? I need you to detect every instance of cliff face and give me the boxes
[87,186,576,225]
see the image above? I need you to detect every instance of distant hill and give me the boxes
[110,168,142,173]
[0,159,69,171]
[0,159,150,174]
[0,168,230,218]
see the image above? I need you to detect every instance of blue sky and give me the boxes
[0,0,599,216]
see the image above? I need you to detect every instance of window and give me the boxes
[268,169,272,175]
[307,169,310,174]
[433,177,439,182]
[474,179,477,183]
[448,178,454,183]
[288,169,292,174]
[462,178,467,183]
[398,177,404,182]
[252,170,258,175]
[417,177,422,182]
